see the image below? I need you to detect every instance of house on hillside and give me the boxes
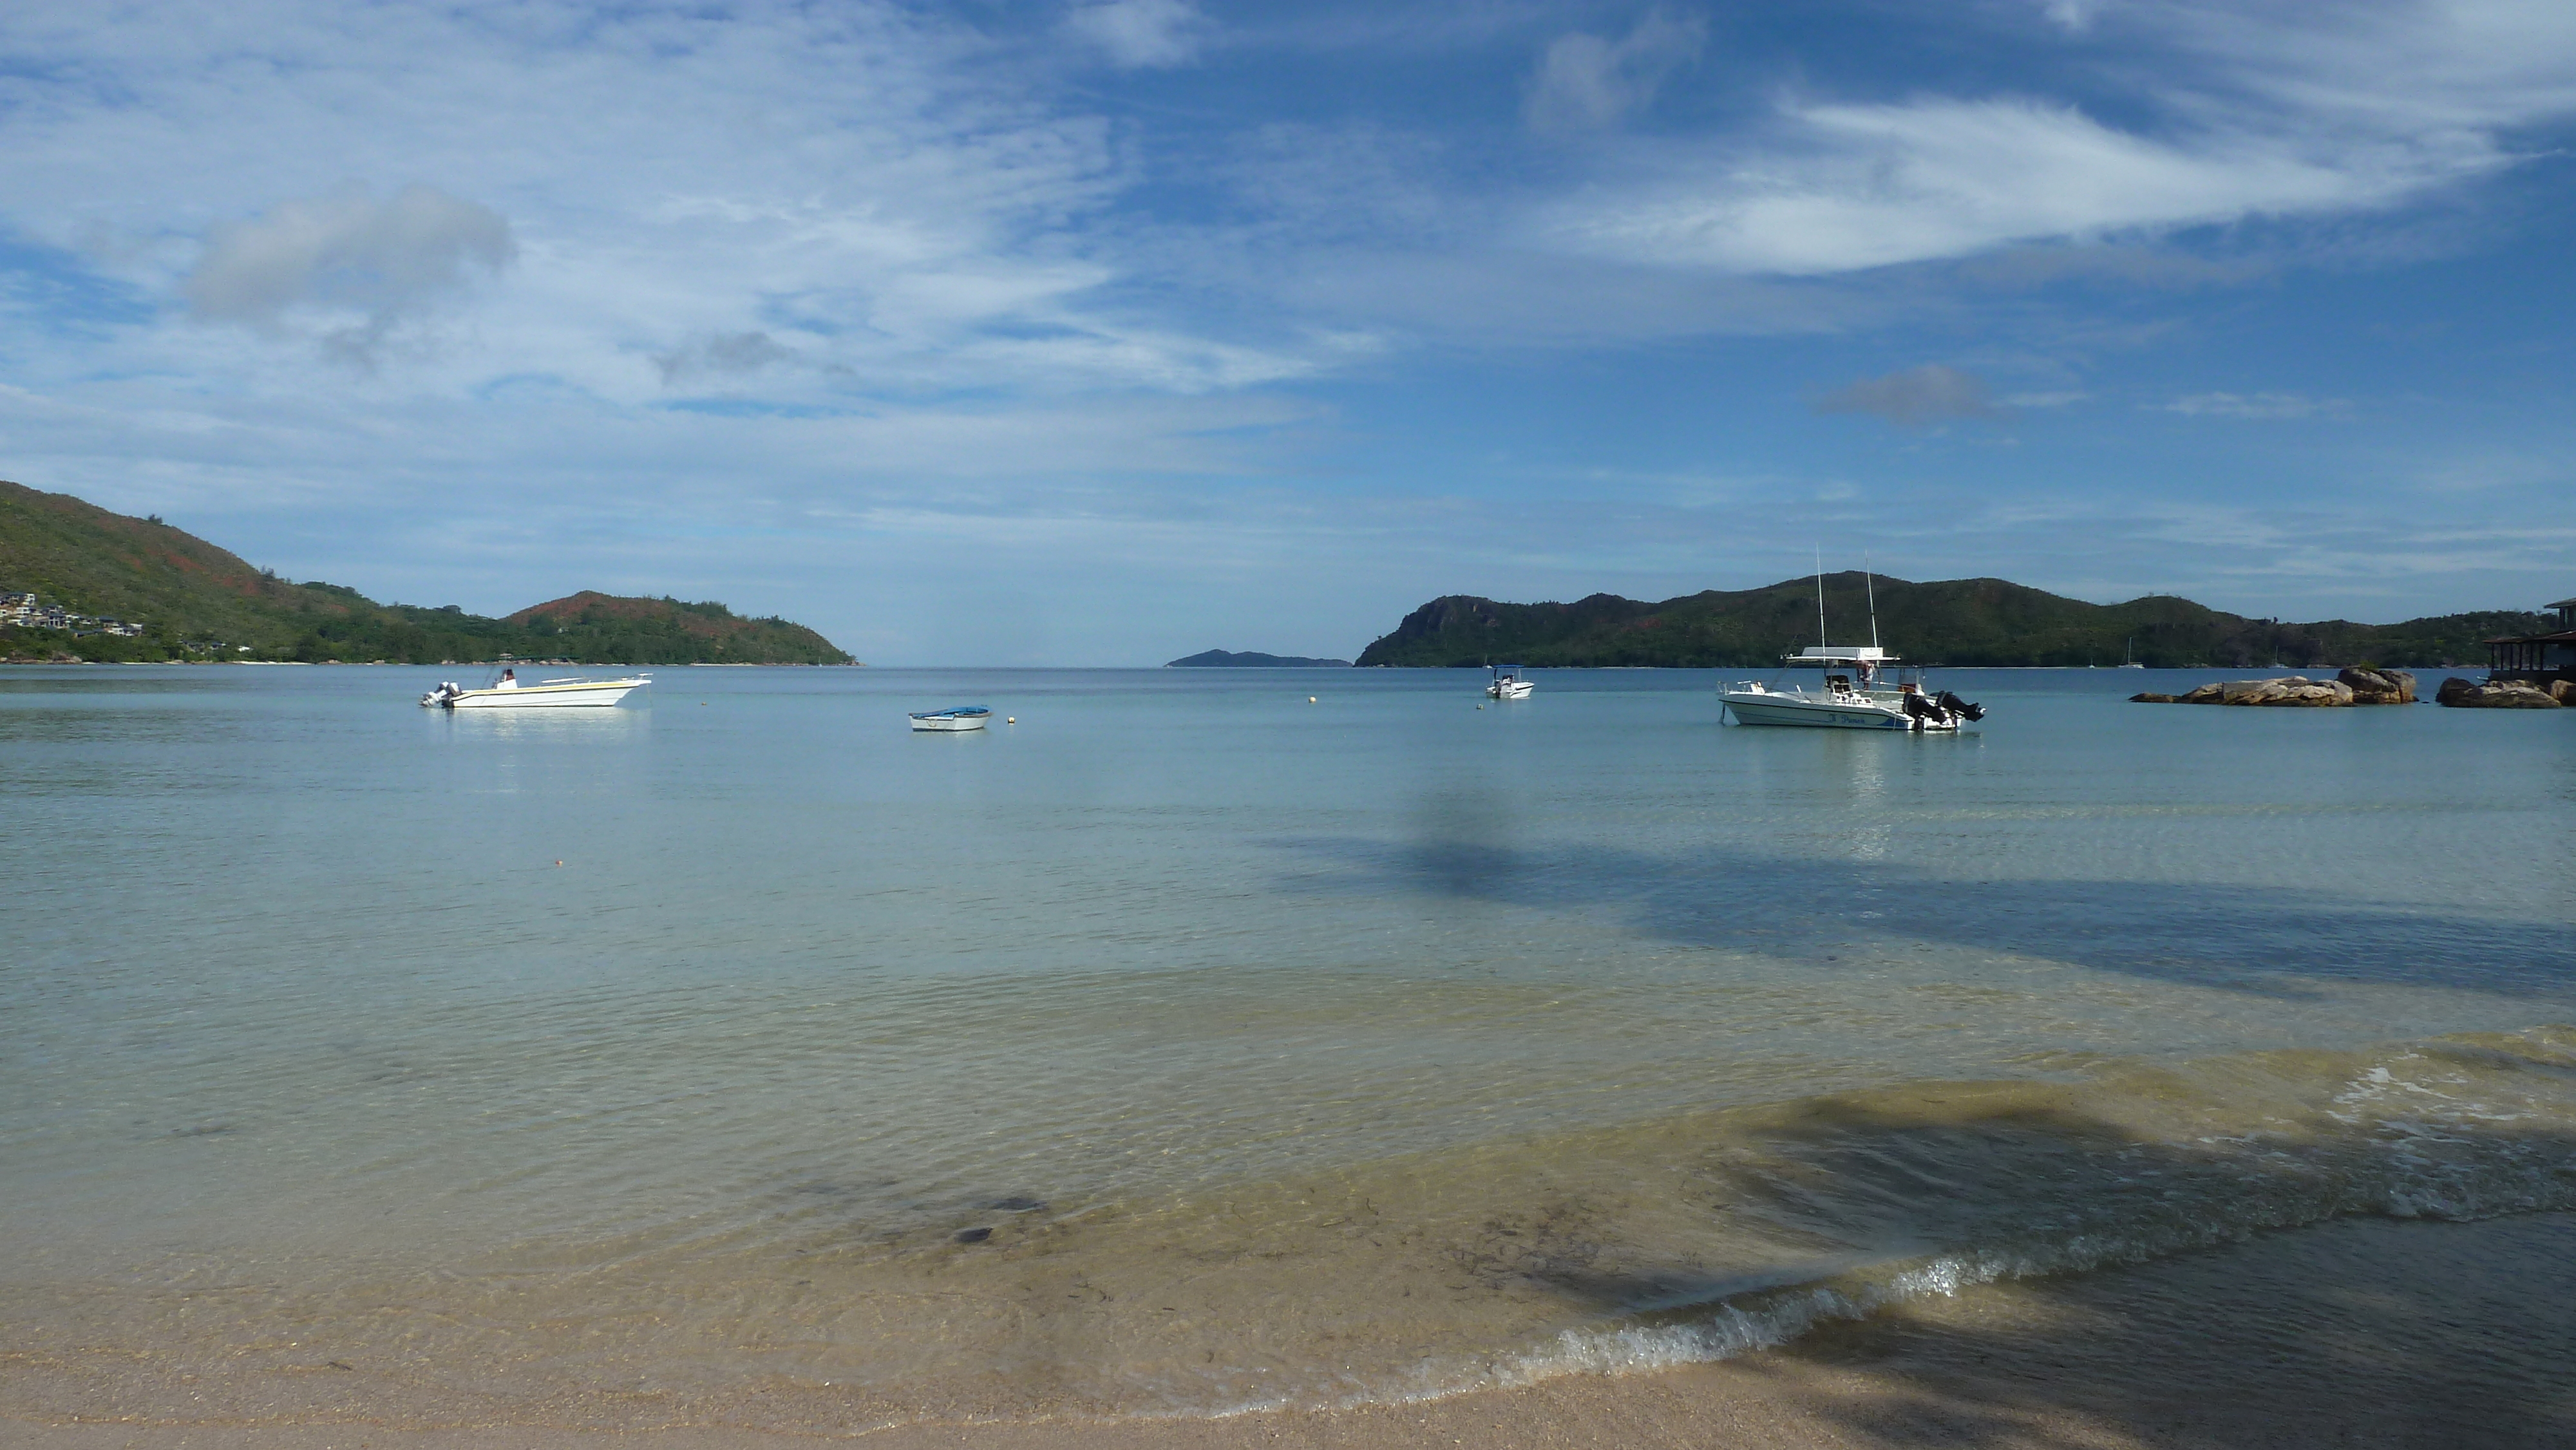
[2488,596,2576,682]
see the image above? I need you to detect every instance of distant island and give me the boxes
[1356,574,2537,670]
[0,479,856,665]
[1167,649,1352,668]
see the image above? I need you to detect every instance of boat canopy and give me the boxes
[1782,645,1897,664]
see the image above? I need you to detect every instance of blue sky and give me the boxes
[1,1,2570,663]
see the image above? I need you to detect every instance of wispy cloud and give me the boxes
[1817,364,1998,427]
[185,184,511,365]
[2003,389,2090,409]
[1064,0,1211,69]
[2160,391,2353,419]
[1539,95,2484,275]
[652,331,804,386]
[1524,8,1707,133]
[1533,3,2576,278]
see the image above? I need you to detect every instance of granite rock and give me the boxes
[2436,676,2562,708]
[2336,667,2417,704]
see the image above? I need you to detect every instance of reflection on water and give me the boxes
[1,663,2571,1426]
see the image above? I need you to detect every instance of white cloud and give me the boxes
[2160,391,2353,419]
[185,184,511,362]
[652,331,802,386]
[1816,364,1998,427]
[2038,0,2106,34]
[1064,0,1209,69]
[1535,2,2576,276]
[1524,9,1707,133]
[1542,95,2480,274]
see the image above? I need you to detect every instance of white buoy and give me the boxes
[1007,717,1016,724]
[1308,696,1317,702]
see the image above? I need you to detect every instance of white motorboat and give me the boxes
[421,671,649,709]
[1720,646,1982,731]
[1486,664,1534,700]
[909,706,991,731]
[1718,565,1983,731]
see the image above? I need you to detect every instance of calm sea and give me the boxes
[4,664,2573,1427]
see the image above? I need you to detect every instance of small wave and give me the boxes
[1394,1026,2576,1404]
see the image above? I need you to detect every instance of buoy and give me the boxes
[1006,716,1016,724]
[554,860,564,867]
[1308,696,1317,703]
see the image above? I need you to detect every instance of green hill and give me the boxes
[1354,574,2536,670]
[0,479,855,664]
[1167,649,1352,667]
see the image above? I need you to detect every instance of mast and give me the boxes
[1815,547,1826,649]
[1864,552,1880,651]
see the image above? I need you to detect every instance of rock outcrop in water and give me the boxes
[2435,676,2566,708]
[2336,667,2418,704]
[2132,668,2416,706]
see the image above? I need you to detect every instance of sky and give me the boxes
[2,0,2571,664]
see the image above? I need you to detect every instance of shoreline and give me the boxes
[12,1210,2572,1449]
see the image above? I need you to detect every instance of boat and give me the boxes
[909,706,992,731]
[1719,566,1984,731]
[2120,636,2145,667]
[421,670,649,709]
[1720,647,1982,731]
[1486,664,1534,700]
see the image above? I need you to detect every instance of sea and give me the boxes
[3,663,2572,1431]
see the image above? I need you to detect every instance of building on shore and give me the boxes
[2487,596,2576,683]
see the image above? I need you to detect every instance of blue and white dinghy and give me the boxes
[909,706,992,732]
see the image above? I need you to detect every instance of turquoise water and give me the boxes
[3,664,2573,1425]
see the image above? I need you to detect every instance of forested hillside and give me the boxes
[1355,574,2533,670]
[0,480,854,664]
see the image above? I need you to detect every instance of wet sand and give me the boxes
[12,1211,2572,1450]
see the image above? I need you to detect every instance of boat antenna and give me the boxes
[1815,546,1827,650]
[1864,551,1880,651]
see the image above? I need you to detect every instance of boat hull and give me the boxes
[1486,681,1533,699]
[910,712,989,731]
[444,680,645,709]
[1721,690,1957,731]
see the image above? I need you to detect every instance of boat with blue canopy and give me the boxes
[909,706,992,732]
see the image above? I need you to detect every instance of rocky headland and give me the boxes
[1166,649,1352,667]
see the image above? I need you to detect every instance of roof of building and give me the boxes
[2548,597,2576,610]
[2486,629,2576,645]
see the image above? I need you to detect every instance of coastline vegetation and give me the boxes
[1,479,854,664]
[1355,574,2537,670]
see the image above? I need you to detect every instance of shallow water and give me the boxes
[3,664,2572,1427]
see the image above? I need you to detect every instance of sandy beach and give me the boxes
[12,1211,2571,1450]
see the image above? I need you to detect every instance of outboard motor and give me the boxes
[1902,691,1944,727]
[1937,690,1985,722]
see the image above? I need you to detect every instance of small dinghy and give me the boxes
[909,706,992,732]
